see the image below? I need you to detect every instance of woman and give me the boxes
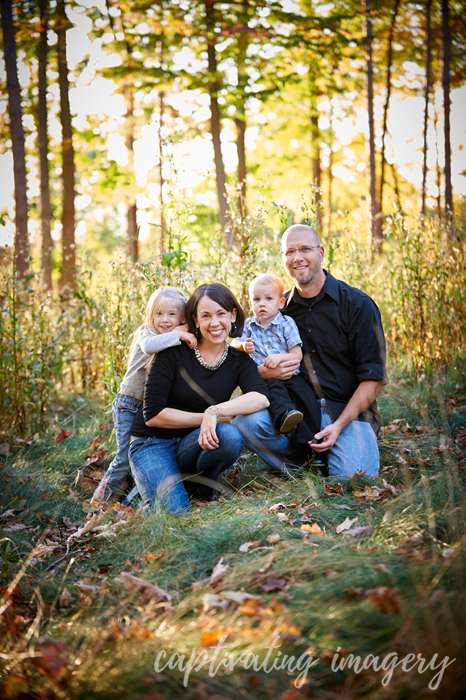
[128,283,270,512]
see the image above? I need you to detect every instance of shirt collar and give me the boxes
[251,312,283,327]
[285,270,339,305]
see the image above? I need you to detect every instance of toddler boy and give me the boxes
[231,274,321,445]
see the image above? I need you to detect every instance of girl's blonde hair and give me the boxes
[127,287,188,363]
[145,286,188,328]
[249,274,284,299]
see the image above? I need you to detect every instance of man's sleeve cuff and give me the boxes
[356,362,387,383]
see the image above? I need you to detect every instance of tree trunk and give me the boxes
[421,0,431,217]
[56,0,75,290]
[0,0,28,278]
[441,0,453,220]
[235,113,246,219]
[38,0,53,289]
[327,145,333,240]
[434,108,442,219]
[205,2,232,247]
[310,107,322,232]
[378,0,400,239]
[158,40,165,255]
[124,86,138,261]
[365,0,379,254]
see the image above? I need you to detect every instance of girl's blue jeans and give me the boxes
[128,423,244,513]
[93,393,141,501]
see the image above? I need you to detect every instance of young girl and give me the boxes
[92,287,196,503]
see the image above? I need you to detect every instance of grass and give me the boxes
[1,359,466,699]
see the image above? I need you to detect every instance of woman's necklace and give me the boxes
[195,341,229,371]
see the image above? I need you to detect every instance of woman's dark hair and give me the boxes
[185,283,245,338]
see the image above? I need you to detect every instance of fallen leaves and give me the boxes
[114,572,172,603]
[265,533,280,544]
[336,516,359,534]
[344,586,400,614]
[239,540,262,553]
[258,573,290,593]
[55,431,73,443]
[66,510,106,544]
[31,637,70,686]
[210,557,229,587]
[323,482,344,496]
[300,523,324,535]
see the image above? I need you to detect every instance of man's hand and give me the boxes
[258,357,300,380]
[309,424,340,452]
[244,338,255,354]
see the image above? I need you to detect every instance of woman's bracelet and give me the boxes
[205,405,223,421]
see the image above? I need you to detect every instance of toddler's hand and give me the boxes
[178,330,197,348]
[244,338,255,354]
[176,324,189,332]
[263,354,280,369]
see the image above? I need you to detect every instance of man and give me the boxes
[234,224,386,477]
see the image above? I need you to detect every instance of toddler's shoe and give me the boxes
[280,410,303,433]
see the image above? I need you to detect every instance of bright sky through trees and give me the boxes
[0,0,465,247]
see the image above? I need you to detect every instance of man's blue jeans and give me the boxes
[233,401,379,478]
[128,423,244,512]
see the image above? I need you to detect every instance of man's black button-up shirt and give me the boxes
[283,271,386,430]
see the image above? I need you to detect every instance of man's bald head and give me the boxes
[281,224,320,251]
[281,224,325,295]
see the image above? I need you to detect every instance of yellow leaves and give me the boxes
[353,485,382,501]
[300,523,324,535]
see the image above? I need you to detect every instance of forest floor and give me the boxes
[1,360,466,700]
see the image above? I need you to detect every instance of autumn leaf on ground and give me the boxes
[202,593,229,612]
[276,512,295,525]
[146,550,166,563]
[269,502,292,511]
[353,485,382,501]
[258,573,290,593]
[31,637,70,685]
[300,523,324,535]
[55,431,73,443]
[30,543,59,560]
[336,516,359,534]
[58,588,74,608]
[374,564,390,574]
[265,533,280,544]
[344,586,400,614]
[323,482,344,496]
[239,540,262,553]
[210,557,229,586]
[201,628,233,647]
[115,572,172,603]
[344,524,372,537]
[239,597,264,616]
[221,591,261,604]
[66,510,106,544]
[381,479,398,495]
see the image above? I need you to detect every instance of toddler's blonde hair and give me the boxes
[249,274,284,299]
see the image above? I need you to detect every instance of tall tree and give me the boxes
[205,0,232,246]
[421,0,431,217]
[365,0,379,253]
[378,0,400,239]
[0,0,29,278]
[37,0,53,288]
[56,0,76,289]
[441,0,453,219]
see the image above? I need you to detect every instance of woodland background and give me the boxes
[1,2,466,699]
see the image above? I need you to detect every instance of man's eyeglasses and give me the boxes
[283,246,320,258]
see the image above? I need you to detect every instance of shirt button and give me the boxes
[307,329,312,333]
[312,349,316,353]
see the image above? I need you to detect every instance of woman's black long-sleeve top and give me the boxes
[130,343,269,440]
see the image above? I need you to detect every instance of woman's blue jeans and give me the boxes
[128,423,244,513]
